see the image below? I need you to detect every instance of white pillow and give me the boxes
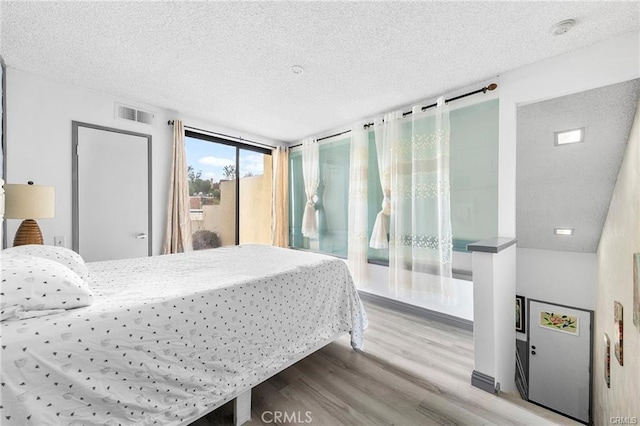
[0,254,94,321]
[2,244,92,286]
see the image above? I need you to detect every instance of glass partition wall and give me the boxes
[289,137,350,257]
[289,98,499,268]
[185,131,272,249]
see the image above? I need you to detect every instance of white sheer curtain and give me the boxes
[347,123,368,287]
[369,112,398,249]
[162,119,193,254]
[301,138,319,239]
[388,98,454,302]
[271,145,289,248]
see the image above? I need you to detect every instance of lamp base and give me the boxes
[13,219,44,246]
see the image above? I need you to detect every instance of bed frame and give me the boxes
[183,331,346,425]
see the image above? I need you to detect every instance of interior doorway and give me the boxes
[528,299,593,424]
[72,121,152,261]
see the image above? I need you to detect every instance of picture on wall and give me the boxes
[604,332,611,388]
[539,310,579,335]
[634,253,640,330]
[614,301,624,366]
[516,295,526,332]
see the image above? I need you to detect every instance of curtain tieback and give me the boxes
[302,194,319,239]
[381,196,391,216]
[370,195,390,249]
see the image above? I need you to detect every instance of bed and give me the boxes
[0,192,367,425]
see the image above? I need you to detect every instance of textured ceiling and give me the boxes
[1,1,640,143]
[516,79,640,253]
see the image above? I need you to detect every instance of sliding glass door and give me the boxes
[185,132,272,249]
[239,149,272,244]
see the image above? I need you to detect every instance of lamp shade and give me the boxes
[5,183,55,219]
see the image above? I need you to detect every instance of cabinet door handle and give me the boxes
[531,350,536,355]
[136,233,148,239]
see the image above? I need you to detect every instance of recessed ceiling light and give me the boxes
[555,128,584,146]
[291,65,304,75]
[554,228,574,236]
[550,19,576,36]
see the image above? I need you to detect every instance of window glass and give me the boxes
[289,98,499,261]
[289,138,350,257]
[450,99,499,250]
[289,151,305,249]
[367,130,387,262]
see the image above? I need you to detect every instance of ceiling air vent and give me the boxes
[115,103,155,125]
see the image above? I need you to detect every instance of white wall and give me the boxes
[1,59,4,247]
[364,263,474,321]
[488,30,640,390]
[499,30,640,238]
[594,102,639,423]
[1,59,4,179]
[516,248,597,340]
[4,68,279,254]
[503,30,639,328]
[517,248,597,310]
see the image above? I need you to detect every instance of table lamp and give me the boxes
[5,181,55,246]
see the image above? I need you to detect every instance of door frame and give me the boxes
[72,121,152,256]
[526,298,594,425]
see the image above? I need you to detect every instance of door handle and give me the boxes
[136,233,148,239]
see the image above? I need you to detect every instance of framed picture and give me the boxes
[634,253,639,330]
[516,295,526,333]
[539,310,579,335]
[614,301,623,366]
[604,333,611,388]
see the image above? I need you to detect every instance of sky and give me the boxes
[185,136,265,183]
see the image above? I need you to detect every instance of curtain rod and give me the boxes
[289,82,497,147]
[318,129,351,142]
[288,129,351,149]
[167,121,274,150]
[363,82,497,128]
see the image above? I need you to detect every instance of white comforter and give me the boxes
[0,245,367,425]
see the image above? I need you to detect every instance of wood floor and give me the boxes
[192,301,580,426]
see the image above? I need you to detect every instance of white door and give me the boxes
[74,123,151,262]
[528,300,592,424]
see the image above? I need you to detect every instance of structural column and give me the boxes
[468,237,517,394]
